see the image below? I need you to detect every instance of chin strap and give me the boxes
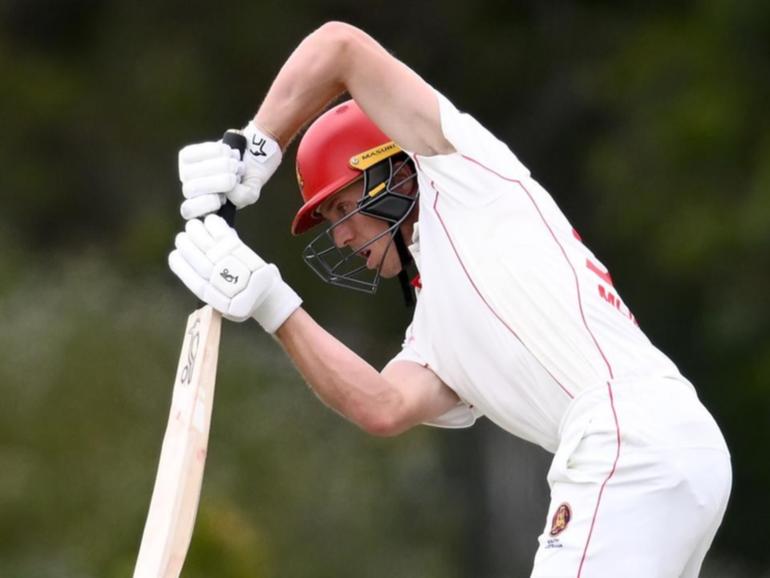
[393,229,415,307]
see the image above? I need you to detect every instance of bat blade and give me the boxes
[133,305,222,578]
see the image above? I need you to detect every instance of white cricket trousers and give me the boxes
[530,377,731,578]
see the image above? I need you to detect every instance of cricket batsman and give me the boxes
[169,22,732,577]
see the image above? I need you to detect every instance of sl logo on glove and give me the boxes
[209,254,251,299]
[219,268,239,285]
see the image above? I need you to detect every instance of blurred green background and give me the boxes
[1,1,768,576]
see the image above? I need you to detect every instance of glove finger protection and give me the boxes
[173,230,213,279]
[184,217,217,252]
[178,141,242,219]
[179,141,238,165]
[182,173,238,200]
[180,194,225,221]
[179,154,240,184]
[169,215,301,332]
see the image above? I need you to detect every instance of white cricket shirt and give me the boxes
[389,92,689,453]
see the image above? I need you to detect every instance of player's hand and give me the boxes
[177,122,282,220]
[168,215,301,332]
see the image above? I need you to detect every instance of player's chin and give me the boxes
[378,258,403,279]
[379,268,398,279]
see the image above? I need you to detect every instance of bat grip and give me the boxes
[217,130,248,227]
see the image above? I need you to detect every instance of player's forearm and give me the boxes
[254,22,356,149]
[274,307,407,436]
[254,21,452,156]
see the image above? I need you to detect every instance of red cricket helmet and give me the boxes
[292,100,402,235]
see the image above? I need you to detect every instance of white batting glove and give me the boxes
[168,215,301,332]
[178,142,240,219]
[229,122,282,208]
[177,122,281,220]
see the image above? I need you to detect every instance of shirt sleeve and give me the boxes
[434,91,531,180]
[386,328,481,430]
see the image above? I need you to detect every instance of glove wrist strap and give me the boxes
[242,121,282,166]
[251,267,302,333]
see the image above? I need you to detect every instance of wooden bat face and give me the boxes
[133,305,221,578]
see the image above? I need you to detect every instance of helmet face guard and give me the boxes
[302,153,418,293]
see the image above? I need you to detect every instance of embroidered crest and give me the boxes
[549,503,571,536]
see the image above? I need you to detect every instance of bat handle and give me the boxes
[217,130,248,227]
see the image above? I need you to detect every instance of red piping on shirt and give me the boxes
[458,155,615,381]
[414,155,574,400]
[453,153,622,577]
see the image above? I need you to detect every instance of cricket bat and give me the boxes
[133,131,247,578]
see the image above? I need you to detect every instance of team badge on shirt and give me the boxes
[549,503,572,536]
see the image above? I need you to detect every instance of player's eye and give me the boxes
[337,202,354,217]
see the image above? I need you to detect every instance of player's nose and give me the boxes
[331,221,354,248]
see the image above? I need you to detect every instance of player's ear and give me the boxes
[397,158,418,196]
